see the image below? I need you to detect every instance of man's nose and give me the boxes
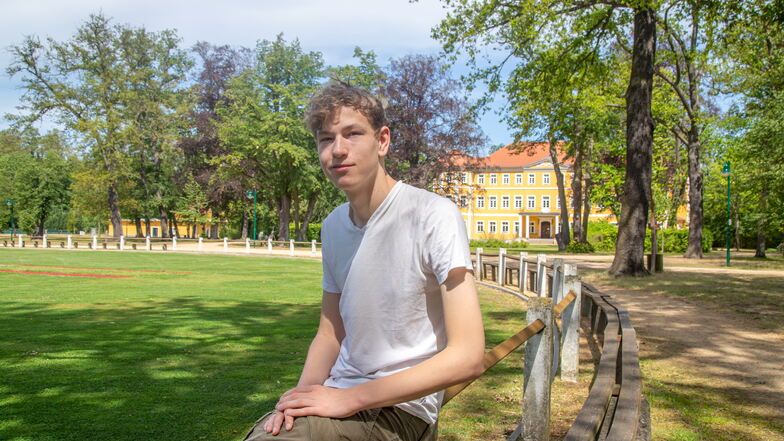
[332,135,348,157]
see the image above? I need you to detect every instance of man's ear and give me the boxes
[377,126,391,159]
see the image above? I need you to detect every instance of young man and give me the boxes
[243,82,485,440]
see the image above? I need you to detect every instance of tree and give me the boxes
[216,34,324,241]
[7,14,190,237]
[381,54,486,189]
[174,177,210,238]
[432,0,657,275]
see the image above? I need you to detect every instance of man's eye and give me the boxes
[319,137,334,143]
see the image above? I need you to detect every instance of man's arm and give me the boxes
[264,291,344,435]
[275,267,485,419]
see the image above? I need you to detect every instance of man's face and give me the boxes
[316,106,390,193]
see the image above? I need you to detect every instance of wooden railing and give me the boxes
[466,250,650,441]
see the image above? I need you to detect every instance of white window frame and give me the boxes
[514,221,521,234]
[477,174,485,185]
[515,173,523,184]
[459,195,467,208]
[529,222,536,233]
[476,220,485,233]
[528,173,536,185]
[501,221,510,233]
[527,196,536,209]
[502,173,510,185]
[514,195,523,209]
[490,174,497,185]
[489,221,497,233]
[489,196,498,209]
[556,196,560,209]
[543,173,551,185]
[542,195,551,209]
[460,172,467,184]
[501,195,510,209]
[476,196,485,209]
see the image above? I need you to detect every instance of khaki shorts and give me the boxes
[243,407,437,441]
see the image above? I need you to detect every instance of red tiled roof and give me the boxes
[453,142,572,169]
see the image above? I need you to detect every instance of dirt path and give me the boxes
[591,282,784,440]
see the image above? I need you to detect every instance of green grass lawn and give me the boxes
[1,249,566,441]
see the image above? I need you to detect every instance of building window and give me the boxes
[527,196,536,209]
[528,173,536,185]
[556,196,560,209]
[543,173,551,185]
[489,221,497,233]
[515,173,522,184]
[502,195,510,209]
[445,172,452,184]
[514,221,521,234]
[501,221,510,233]
[542,195,550,209]
[477,174,485,185]
[460,172,467,184]
[489,196,498,209]
[490,174,497,185]
[530,222,536,233]
[459,195,467,208]
[476,196,485,209]
[502,173,510,185]
[514,195,523,209]
[476,221,484,233]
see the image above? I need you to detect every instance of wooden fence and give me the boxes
[466,249,650,441]
[1,234,321,257]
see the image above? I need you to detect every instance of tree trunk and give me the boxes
[684,128,704,258]
[171,217,180,238]
[241,210,248,240]
[572,138,584,243]
[549,133,570,250]
[108,180,123,238]
[158,205,170,238]
[297,192,319,241]
[582,172,593,243]
[609,6,656,277]
[135,218,143,238]
[144,218,151,237]
[278,195,291,241]
[650,192,658,270]
[755,185,768,258]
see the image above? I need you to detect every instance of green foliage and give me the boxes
[173,177,210,226]
[469,239,529,249]
[566,241,596,253]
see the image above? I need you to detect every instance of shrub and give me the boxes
[645,228,713,253]
[470,238,529,249]
[566,241,595,253]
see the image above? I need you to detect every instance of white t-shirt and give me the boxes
[321,182,473,424]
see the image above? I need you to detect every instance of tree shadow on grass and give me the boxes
[0,298,320,441]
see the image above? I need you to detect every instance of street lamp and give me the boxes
[246,190,257,246]
[5,199,14,242]
[721,161,732,267]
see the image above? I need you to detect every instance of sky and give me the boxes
[0,0,514,148]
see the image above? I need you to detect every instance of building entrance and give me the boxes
[541,221,551,238]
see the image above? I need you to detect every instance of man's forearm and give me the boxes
[297,332,341,386]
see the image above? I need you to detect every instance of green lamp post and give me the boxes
[246,190,257,246]
[5,199,14,242]
[721,161,731,266]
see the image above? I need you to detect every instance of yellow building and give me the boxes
[440,143,617,242]
[107,218,214,238]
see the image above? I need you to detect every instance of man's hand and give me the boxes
[262,410,293,436]
[275,385,358,419]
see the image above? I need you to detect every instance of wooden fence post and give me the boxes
[519,252,528,294]
[120,235,124,251]
[198,237,203,251]
[499,247,507,286]
[522,297,553,441]
[223,237,228,251]
[93,235,98,251]
[561,267,581,383]
[289,239,294,256]
[476,248,483,281]
[43,234,47,248]
[311,240,316,257]
[67,235,72,249]
[267,238,272,254]
[172,236,176,251]
[536,254,547,297]
[146,236,151,251]
[550,258,564,302]
[245,238,251,252]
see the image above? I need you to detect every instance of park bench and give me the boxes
[455,250,649,441]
